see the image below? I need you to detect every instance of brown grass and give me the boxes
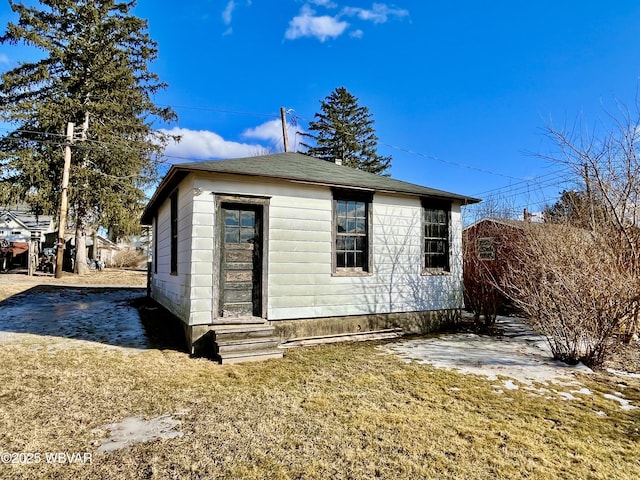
[0,273,638,478]
[0,268,146,302]
[0,337,638,479]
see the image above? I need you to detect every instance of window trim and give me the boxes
[153,215,158,274]
[331,189,374,276]
[476,237,496,261]
[170,189,178,275]
[422,199,451,275]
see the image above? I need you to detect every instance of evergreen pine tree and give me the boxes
[0,0,176,273]
[302,87,391,175]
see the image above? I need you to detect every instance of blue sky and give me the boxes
[3,1,640,218]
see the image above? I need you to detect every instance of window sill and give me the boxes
[421,268,452,276]
[332,269,372,277]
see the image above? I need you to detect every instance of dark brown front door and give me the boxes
[221,205,261,317]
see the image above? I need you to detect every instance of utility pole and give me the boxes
[280,107,289,153]
[55,122,74,278]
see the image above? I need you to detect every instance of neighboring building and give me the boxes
[141,152,479,362]
[462,218,525,322]
[0,205,54,271]
[43,230,121,267]
[0,205,53,243]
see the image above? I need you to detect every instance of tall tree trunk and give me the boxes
[74,213,89,275]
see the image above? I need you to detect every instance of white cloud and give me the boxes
[158,127,265,161]
[349,29,364,39]
[341,3,409,24]
[0,54,9,65]
[285,5,348,42]
[242,119,306,152]
[307,0,338,8]
[241,119,282,141]
[222,1,235,25]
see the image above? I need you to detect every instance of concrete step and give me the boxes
[211,323,283,364]
[280,328,404,348]
[214,315,267,325]
[213,324,276,342]
[216,336,281,354]
[218,348,283,365]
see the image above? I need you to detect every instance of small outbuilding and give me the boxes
[141,152,479,362]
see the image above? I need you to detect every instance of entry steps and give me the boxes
[213,325,404,364]
[280,328,404,348]
[212,324,283,364]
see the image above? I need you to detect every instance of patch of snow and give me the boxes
[503,380,519,390]
[607,369,640,379]
[382,316,593,387]
[380,316,639,413]
[96,415,183,453]
[603,394,638,411]
[571,388,593,396]
[556,391,576,401]
[0,288,150,351]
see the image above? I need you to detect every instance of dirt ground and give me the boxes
[0,268,147,302]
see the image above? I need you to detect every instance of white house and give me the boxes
[141,152,479,362]
[0,206,54,271]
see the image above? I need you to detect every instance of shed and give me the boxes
[141,152,479,362]
[462,217,526,322]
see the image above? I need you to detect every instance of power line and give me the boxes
[292,112,530,182]
[470,167,573,197]
[0,126,68,138]
[380,142,524,181]
[156,104,279,118]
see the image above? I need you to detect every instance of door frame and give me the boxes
[213,194,270,322]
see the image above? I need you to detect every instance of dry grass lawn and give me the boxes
[0,272,639,478]
[0,268,146,302]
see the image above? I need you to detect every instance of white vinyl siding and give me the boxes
[151,172,464,325]
[150,176,195,322]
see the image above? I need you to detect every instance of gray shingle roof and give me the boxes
[142,152,480,224]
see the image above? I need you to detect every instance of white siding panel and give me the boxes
[150,175,195,322]
[269,251,328,265]
[190,286,213,300]
[191,261,214,275]
[269,240,329,253]
[151,173,465,324]
[266,192,465,320]
[190,298,213,312]
[193,225,214,238]
[270,206,330,221]
[191,249,214,263]
[269,229,332,242]
[190,274,212,288]
[269,264,333,275]
[192,237,214,250]
[192,212,214,227]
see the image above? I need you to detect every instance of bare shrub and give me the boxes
[111,248,146,269]
[544,103,640,341]
[502,223,638,366]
